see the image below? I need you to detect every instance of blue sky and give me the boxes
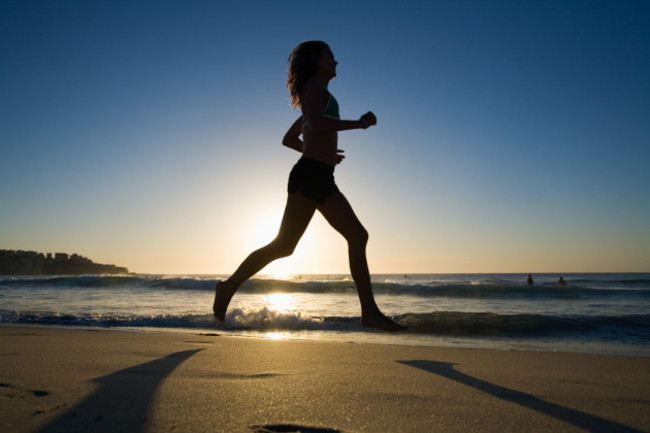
[1,0,649,274]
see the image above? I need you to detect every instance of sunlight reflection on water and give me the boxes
[264,331,291,340]
[264,293,296,313]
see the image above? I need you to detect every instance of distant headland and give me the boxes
[0,250,128,275]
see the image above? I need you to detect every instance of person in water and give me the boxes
[213,41,407,332]
[526,274,534,286]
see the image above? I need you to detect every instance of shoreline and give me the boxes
[1,326,649,432]
[3,323,649,359]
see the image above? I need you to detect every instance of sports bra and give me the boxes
[324,91,340,119]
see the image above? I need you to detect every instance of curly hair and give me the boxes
[286,41,330,109]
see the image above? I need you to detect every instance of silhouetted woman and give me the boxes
[213,41,406,331]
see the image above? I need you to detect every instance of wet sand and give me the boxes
[0,326,648,432]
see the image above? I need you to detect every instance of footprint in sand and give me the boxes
[251,425,342,433]
[0,383,50,398]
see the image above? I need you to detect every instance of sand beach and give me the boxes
[0,326,648,432]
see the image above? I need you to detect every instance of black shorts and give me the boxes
[287,157,340,204]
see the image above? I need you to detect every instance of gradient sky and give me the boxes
[1,0,649,275]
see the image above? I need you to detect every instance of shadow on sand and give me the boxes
[397,360,643,433]
[37,349,202,433]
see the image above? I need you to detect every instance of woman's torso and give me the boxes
[301,91,339,167]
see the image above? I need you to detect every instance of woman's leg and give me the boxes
[213,193,317,320]
[318,192,407,331]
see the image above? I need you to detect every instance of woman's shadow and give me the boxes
[397,360,643,433]
[37,349,202,433]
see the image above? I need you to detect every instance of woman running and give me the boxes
[213,41,406,332]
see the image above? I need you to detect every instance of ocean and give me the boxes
[1,273,649,357]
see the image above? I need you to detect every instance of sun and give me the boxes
[246,211,280,248]
[242,210,297,277]
[239,205,349,276]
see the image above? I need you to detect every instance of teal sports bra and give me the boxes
[324,92,340,119]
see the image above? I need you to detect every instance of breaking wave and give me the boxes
[2,308,648,340]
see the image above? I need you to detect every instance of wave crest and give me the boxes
[2,309,648,339]
[3,275,649,299]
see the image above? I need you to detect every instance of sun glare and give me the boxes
[246,212,280,249]
[240,206,349,275]
[242,211,297,276]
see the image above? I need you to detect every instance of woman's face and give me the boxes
[317,47,338,80]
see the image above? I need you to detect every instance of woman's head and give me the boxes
[287,41,335,108]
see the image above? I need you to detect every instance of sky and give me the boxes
[1,0,649,275]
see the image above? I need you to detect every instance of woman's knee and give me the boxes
[348,226,369,247]
[268,238,298,258]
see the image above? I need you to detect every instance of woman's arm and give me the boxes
[302,78,376,133]
[282,116,304,152]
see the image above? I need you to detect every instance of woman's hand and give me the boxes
[282,116,304,152]
[335,149,345,164]
[359,111,377,129]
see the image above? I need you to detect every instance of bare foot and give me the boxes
[361,311,408,332]
[213,280,237,321]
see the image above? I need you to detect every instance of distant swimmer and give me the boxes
[212,41,406,332]
[557,277,567,286]
[526,274,534,286]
